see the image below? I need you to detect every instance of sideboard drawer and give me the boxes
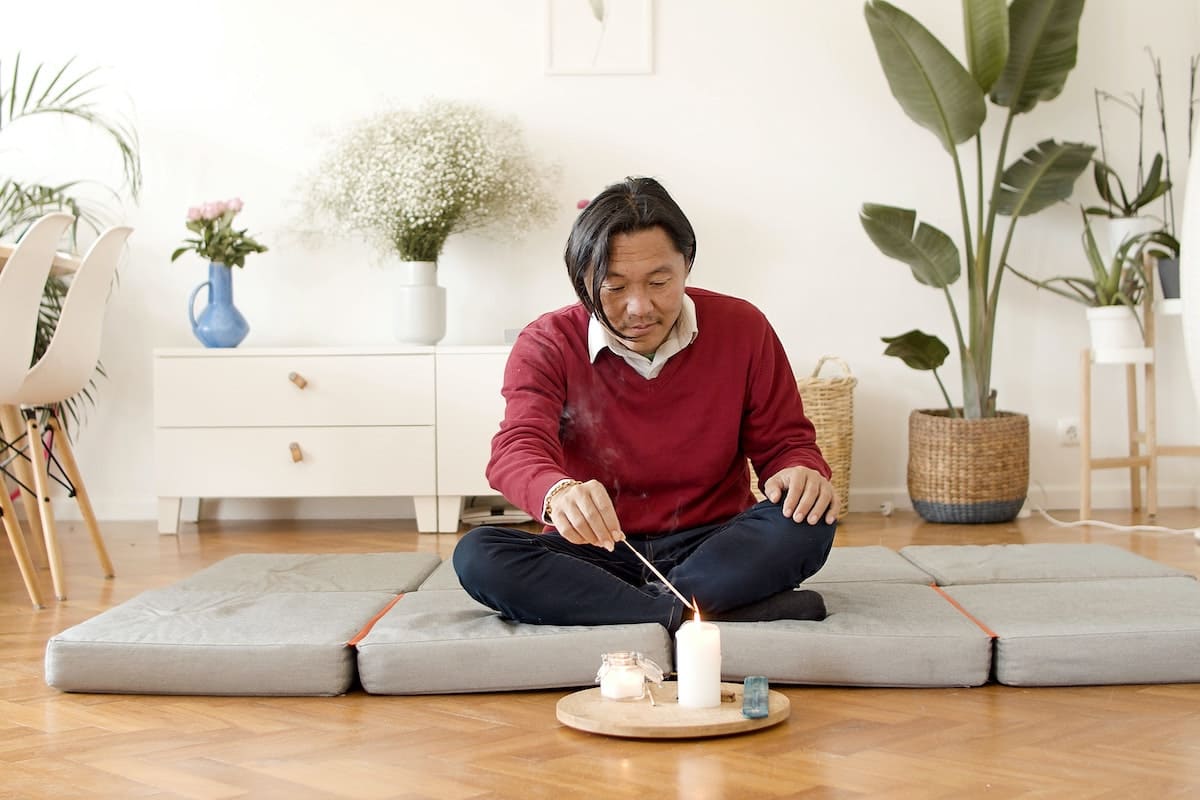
[154,354,434,427]
[154,426,436,497]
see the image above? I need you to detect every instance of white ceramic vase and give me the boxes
[393,261,446,345]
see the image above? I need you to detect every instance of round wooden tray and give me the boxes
[556,681,789,739]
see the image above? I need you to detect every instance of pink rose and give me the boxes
[227,197,244,213]
[201,202,221,220]
[576,199,590,209]
[186,207,202,221]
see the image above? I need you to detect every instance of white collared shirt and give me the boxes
[586,294,699,380]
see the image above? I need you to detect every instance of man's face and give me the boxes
[593,226,689,356]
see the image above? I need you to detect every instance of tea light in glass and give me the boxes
[597,652,646,701]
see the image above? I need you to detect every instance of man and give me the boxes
[453,176,836,633]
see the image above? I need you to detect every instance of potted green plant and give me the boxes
[0,53,141,430]
[1142,51,1199,300]
[1010,211,1150,351]
[860,0,1093,523]
[1087,78,1172,269]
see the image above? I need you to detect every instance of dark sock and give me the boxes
[708,589,826,624]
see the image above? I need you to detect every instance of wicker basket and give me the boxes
[748,356,857,514]
[907,409,1028,524]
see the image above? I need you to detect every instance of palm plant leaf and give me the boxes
[860,204,961,288]
[0,54,142,197]
[963,0,1009,92]
[989,0,1085,114]
[882,329,950,371]
[995,139,1094,216]
[865,0,986,152]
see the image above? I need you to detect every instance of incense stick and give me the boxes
[621,538,695,611]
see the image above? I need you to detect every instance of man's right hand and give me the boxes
[548,479,625,551]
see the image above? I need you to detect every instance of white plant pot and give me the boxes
[1102,216,1161,266]
[1086,305,1142,353]
[393,261,446,345]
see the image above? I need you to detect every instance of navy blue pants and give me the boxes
[453,500,836,632]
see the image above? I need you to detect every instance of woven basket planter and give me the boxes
[797,357,856,513]
[748,357,856,514]
[907,409,1028,524]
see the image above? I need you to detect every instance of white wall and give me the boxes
[6,0,1200,520]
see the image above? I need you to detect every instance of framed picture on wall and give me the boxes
[545,0,654,76]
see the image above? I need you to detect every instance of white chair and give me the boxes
[0,212,74,608]
[0,223,132,601]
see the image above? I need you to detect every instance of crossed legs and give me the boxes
[453,500,836,632]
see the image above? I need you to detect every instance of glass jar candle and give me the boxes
[596,651,663,701]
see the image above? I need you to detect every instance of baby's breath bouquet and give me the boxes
[306,100,556,263]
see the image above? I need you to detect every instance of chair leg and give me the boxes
[46,414,113,578]
[0,471,44,608]
[25,413,66,601]
[0,404,46,567]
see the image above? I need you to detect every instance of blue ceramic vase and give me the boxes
[188,261,249,348]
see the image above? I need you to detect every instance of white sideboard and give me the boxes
[153,345,510,534]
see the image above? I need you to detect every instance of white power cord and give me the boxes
[1026,481,1200,540]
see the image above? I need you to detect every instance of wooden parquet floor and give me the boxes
[3,508,1200,799]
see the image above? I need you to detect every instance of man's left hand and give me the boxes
[763,466,838,524]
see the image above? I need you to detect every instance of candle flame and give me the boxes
[692,599,700,623]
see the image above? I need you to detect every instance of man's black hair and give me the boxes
[563,176,697,338]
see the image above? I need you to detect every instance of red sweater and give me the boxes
[486,287,829,535]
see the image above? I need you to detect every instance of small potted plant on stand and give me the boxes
[1009,211,1149,355]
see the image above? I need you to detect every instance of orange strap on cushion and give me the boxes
[930,584,998,639]
[347,593,404,647]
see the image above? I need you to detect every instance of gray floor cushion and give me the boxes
[900,543,1192,586]
[807,545,934,584]
[945,577,1200,686]
[45,553,434,696]
[46,588,396,695]
[46,546,1200,695]
[416,559,463,591]
[355,589,673,694]
[717,583,993,688]
[176,552,441,593]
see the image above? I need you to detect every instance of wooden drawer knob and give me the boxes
[289,442,303,462]
[288,372,308,389]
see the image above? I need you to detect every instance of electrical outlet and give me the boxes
[1056,417,1081,447]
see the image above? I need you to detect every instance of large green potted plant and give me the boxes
[0,53,142,429]
[860,0,1094,523]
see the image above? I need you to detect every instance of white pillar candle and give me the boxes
[675,618,721,708]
